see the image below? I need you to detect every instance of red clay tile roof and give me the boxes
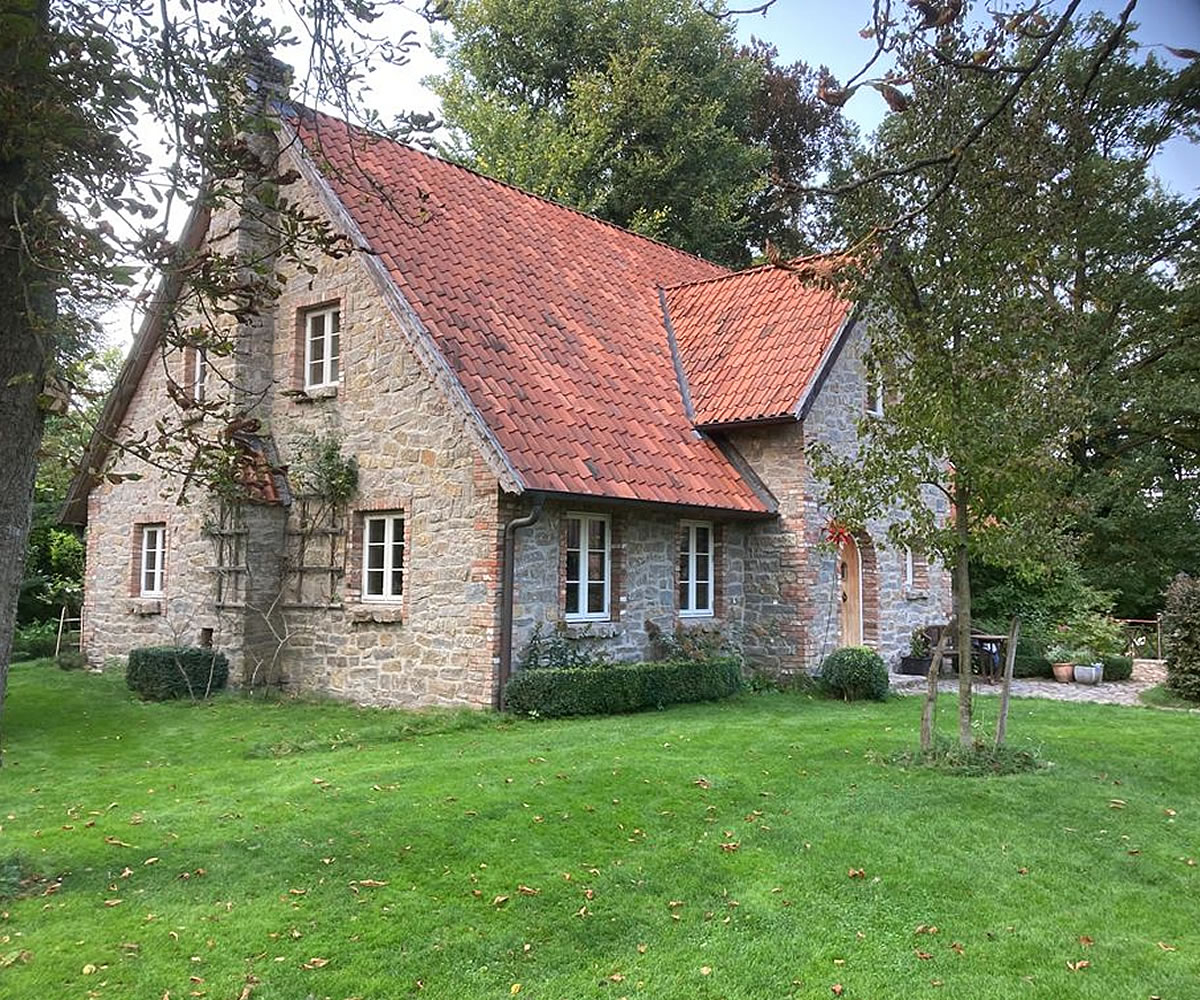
[663,264,853,426]
[292,109,775,513]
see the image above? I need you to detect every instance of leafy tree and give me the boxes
[0,0,428,751]
[430,0,846,264]
[812,14,1197,744]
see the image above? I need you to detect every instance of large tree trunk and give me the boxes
[953,483,973,746]
[0,0,53,758]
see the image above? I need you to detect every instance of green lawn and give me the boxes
[1,663,1197,1000]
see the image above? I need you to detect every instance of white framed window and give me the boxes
[193,348,208,403]
[304,305,341,389]
[866,376,884,417]
[565,513,610,621]
[904,546,915,588]
[679,521,714,617]
[362,513,404,602]
[140,524,166,597]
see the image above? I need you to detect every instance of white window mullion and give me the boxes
[565,513,610,622]
[679,521,713,618]
[305,306,343,389]
[362,513,404,602]
[140,525,165,597]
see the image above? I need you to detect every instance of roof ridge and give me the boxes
[285,102,731,275]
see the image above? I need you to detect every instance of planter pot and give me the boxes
[899,655,933,676]
[1074,663,1104,685]
[1052,662,1075,683]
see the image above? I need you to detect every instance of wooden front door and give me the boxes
[838,536,863,647]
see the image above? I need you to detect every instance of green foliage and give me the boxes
[430,0,845,264]
[504,657,743,717]
[519,622,613,671]
[126,646,230,701]
[1055,611,1126,658]
[892,737,1045,777]
[1010,634,1053,679]
[1162,574,1200,703]
[290,433,359,503]
[644,619,736,664]
[55,650,86,671]
[1101,655,1134,682]
[908,628,931,657]
[819,646,888,702]
[11,621,59,662]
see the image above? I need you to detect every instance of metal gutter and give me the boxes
[496,496,545,710]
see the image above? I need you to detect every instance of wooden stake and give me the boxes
[994,616,1020,747]
[920,627,952,753]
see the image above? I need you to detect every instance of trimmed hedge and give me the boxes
[126,646,229,701]
[1163,574,1200,702]
[821,646,888,701]
[1101,654,1134,682]
[504,657,743,718]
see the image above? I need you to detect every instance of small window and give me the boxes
[140,524,166,597]
[904,546,915,588]
[565,513,610,621]
[866,376,884,418]
[304,305,342,389]
[193,348,208,403]
[362,513,404,602]
[679,521,714,617]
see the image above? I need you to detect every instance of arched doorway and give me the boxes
[838,536,863,647]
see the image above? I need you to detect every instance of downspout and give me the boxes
[497,496,545,711]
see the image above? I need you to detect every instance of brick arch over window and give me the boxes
[855,531,881,648]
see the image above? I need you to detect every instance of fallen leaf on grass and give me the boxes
[0,951,32,968]
[693,778,711,789]
[636,943,647,954]
[1017,867,1029,875]
[1109,799,1126,810]
[1066,959,1090,972]
[104,899,123,907]
[950,942,964,955]
[847,868,866,879]
[1079,936,1094,947]
[510,985,521,995]
[915,925,939,935]
[831,985,843,996]
[608,972,625,982]
[1164,809,1177,817]
[915,950,933,960]
[301,957,328,970]
[1157,942,1177,952]
[144,857,159,866]
[517,885,540,896]
[104,837,133,848]
[700,966,711,976]
[493,895,509,907]
[355,879,388,888]
[720,842,739,852]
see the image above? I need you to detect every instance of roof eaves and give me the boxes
[707,435,779,516]
[281,117,527,495]
[793,302,861,422]
[60,199,214,526]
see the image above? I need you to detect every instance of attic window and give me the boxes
[304,305,341,390]
[193,348,208,403]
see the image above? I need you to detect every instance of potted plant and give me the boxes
[1047,644,1075,683]
[899,628,933,676]
[1072,649,1104,685]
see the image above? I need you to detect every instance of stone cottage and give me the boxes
[63,78,951,708]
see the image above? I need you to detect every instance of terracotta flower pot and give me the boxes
[1052,662,1075,683]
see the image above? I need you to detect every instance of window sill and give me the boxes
[290,384,340,403]
[903,588,929,602]
[128,598,163,616]
[560,620,617,639]
[347,604,404,624]
[679,611,716,621]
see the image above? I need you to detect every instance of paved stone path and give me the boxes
[892,659,1175,708]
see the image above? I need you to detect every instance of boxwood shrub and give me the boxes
[1101,654,1134,682]
[1163,574,1200,702]
[504,657,743,718]
[126,646,230,701]
[820,646,888,701]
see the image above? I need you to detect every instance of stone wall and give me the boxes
[83,145,505,708]
[798,319,954,670]
[509,502,748,667]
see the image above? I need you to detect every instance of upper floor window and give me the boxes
[679,521,714,617]
[866,376,884,418]
[362,512,404,602]
[904,546,915,588]
[304,305,341,389]
[565,513,610,621]
[193,348,208,403]
[140,524,166,597]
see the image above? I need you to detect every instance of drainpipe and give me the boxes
[497,496,545,711]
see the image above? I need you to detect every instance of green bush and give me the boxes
[504,657,743,718]
[820,646,888,701]
[11,621,59,661]
[519,622,613,671]
[1163,574,1200,702]
[1101,654,1134,682]
[126,646,230,701]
